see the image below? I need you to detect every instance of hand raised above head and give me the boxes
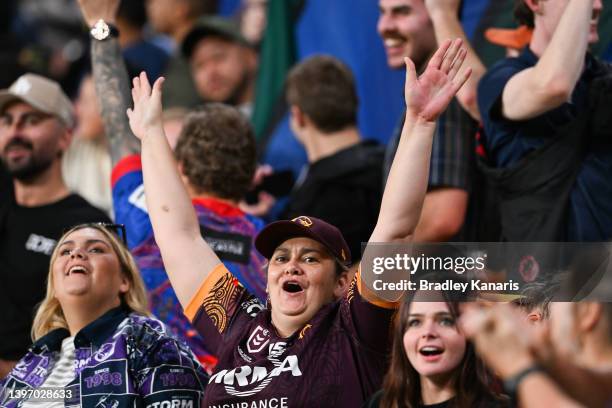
[77,0,120,27]
[404,38,471,122]
[126,72,165,141]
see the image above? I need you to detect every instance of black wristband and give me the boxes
[503,364,543,403]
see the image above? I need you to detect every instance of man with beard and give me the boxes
[0,73,110,377]
[182,16,258,117]
[377,0,485,241]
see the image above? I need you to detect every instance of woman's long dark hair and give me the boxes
[379,274,503,408]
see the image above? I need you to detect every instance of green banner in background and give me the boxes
[251,0,303,142]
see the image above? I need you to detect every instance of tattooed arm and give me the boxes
[78,0,140,164]
[91,38,140,164]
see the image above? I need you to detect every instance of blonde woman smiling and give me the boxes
[0,223,208,407]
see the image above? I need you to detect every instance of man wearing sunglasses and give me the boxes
[0,73,110,377]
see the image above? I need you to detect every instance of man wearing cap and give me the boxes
[0,73,110,375]
[182,15,258,117]
[477,0,612,241]
[377,0,486,242]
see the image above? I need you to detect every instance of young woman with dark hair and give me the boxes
[365,276,508,408]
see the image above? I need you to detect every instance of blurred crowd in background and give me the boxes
[1,0,612,406]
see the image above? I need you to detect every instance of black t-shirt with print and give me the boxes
[0,179,110,360]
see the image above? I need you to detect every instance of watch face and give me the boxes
[91,19,110,40]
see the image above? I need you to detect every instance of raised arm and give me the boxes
[501,0,594,121]
[426,0,486,121]
[461,303,599,408]
[127,73,222,308]
[369,39,471,244]
[78,0,140,165]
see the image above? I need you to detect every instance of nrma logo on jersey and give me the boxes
[209,355,302,397]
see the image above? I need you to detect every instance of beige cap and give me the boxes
[0,73,75,128]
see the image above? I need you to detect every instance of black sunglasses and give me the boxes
[64,223,127,246]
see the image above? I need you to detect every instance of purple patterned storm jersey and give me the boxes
[185,265,396,407]
[111,155,267,371]
[0,307,208,407]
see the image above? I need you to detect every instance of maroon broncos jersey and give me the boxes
[185,264,396,407]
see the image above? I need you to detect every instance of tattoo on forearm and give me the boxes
[91,38,140,164]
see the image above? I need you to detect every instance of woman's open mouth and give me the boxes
[66,265,89,276]
[282,281,304,294]
[419,346,444,361]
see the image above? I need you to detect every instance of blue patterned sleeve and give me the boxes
[132,320,209,406]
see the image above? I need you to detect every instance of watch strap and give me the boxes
[503,364,543,403]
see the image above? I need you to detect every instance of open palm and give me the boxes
[405,39,471,122]
[126,72,165,140]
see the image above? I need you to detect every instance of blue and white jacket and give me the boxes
[0,306,208,407]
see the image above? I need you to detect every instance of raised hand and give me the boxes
[404,38,471,122]
[460,303,536,379]
[77,0,120,27]
[126,72,165,141]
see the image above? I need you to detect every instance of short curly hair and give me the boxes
[174,103,256,201]
[514,0,535,28]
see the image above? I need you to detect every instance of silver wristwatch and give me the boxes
[90,19,119,41]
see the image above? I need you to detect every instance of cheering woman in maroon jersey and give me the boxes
[126,39,472,407]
